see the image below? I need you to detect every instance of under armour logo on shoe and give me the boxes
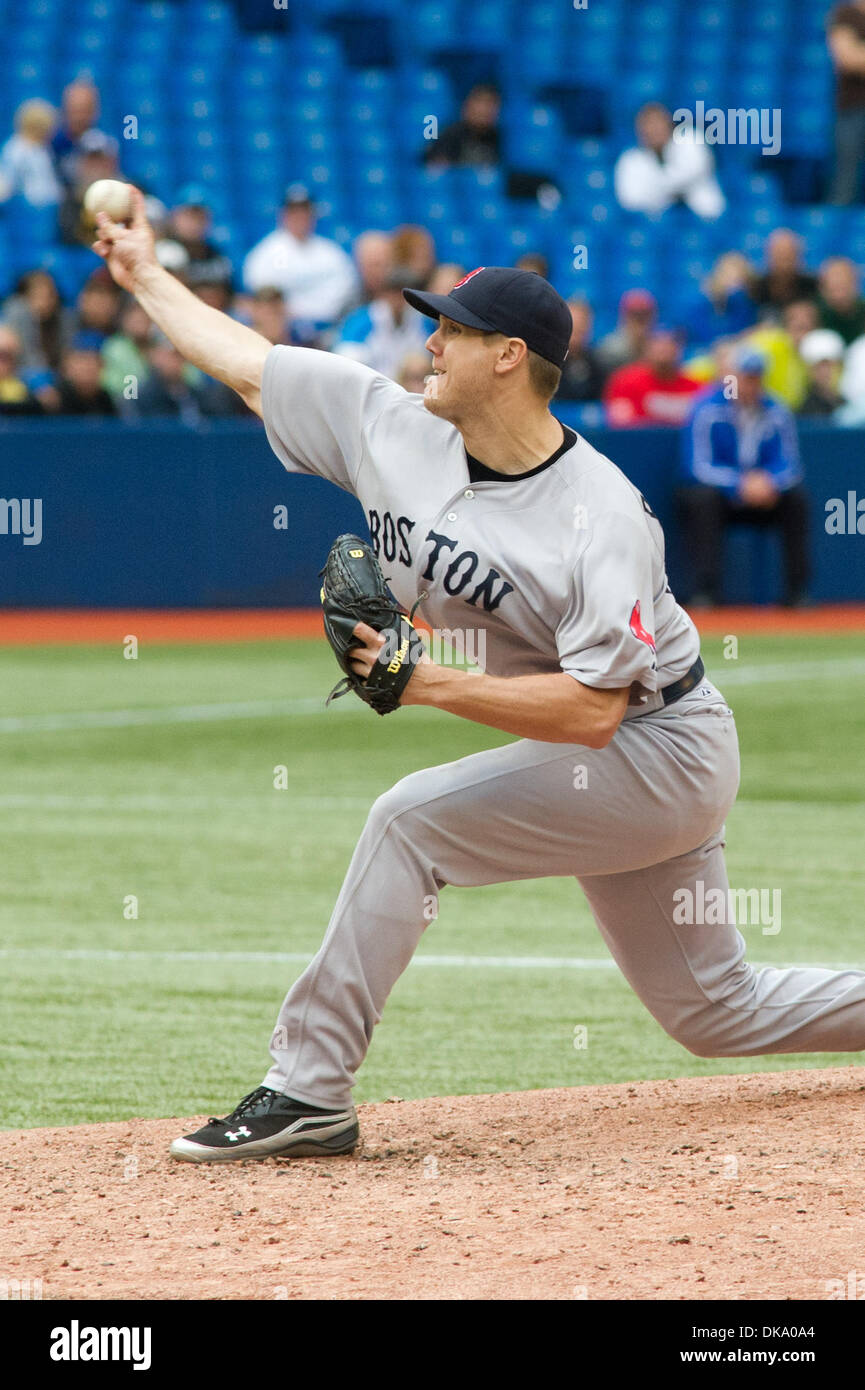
[225,1126,252,1142]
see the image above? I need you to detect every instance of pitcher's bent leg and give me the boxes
[262,716,735,1107]
[579,832,865,1057]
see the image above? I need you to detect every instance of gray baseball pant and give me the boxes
[263,686,865,1107]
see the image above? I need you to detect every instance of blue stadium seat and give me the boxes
[352,191,405,226]
[741,1,792,35]
[37,245,102,303]
[396,1,457,52]
[8,24,57,58]
[5,58,59,90]
[436,223,483,265]
[460,0,510,51]
[523,1,565,37]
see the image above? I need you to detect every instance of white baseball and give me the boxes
[83,179,133,223]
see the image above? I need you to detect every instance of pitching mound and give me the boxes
[3,1069,864,1301]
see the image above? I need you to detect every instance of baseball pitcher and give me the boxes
[93,193,865,1163]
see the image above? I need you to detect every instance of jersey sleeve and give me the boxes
[260,344,404,493]
[556,511,659,694]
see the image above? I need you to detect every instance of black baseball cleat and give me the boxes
[169,1086,359,1163]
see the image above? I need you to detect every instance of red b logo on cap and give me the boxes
[452,267,486,288]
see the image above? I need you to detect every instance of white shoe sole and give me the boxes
[169,1111,359,1163]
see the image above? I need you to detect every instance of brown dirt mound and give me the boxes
[1,604,864,646]
[2,1069,864,1301]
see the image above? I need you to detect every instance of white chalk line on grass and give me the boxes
[0,947,861,973]
[0,793,861,814]
[0,695,326,733]
[1,655,864,734]
[0,793,372,811]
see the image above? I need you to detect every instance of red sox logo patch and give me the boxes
[453,266,486,288]
[628,599,656,652]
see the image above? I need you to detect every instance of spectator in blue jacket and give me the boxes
[678,347,810,606]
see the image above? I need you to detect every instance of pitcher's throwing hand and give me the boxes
[91,185,159,294]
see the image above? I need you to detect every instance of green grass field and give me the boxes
[2,630,864,1130]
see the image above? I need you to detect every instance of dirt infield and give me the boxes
[1,604,864,646]
[2,1069,863,1301]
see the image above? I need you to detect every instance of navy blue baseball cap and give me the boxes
[403,266,572,367]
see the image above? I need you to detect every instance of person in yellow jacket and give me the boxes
[683,300,819,409]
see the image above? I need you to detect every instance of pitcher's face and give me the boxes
[423,317,500,424]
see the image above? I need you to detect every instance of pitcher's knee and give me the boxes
[367,767,443,836]
[658,1003,746,1058]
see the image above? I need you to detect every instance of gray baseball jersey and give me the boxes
[262,347,698,709]
[256,345,865,1110]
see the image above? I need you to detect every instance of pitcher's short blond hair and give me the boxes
[527,350,562,402]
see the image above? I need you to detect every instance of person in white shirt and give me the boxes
[0,99,62,209]
[614,102,726,222]
[836,329,865,421]
[242,184,357,332]
[333,268,429,379]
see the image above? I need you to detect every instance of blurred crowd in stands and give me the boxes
[3,57,865,440]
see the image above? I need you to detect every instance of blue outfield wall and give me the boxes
[1,415,863,608]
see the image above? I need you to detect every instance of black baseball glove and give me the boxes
[319,533,426,716]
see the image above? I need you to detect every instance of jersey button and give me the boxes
[446,510,458,521]
[464,488,475,499]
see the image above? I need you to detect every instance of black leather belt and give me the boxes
[661,656,705,706]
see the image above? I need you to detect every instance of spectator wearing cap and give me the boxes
[815,256,865,343]
[334,268,430,380]
[155,186,234,291]
[242,184,357,336]
[1,270,73,373]
[555,298,605,403]
[0,325,42,415]
[603,327,702,426]
[238,287,297,346]
[827,1,865,204]
[51,80,105,186]
[679,346,810,607]
[753,230,818,320]
[798,329,846,416]
[422,84,502,170]
[614,102,726,221]
[596,289,658,377]
[53,332,116,415]
[0,99,62,208]
[58,129,123,245]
